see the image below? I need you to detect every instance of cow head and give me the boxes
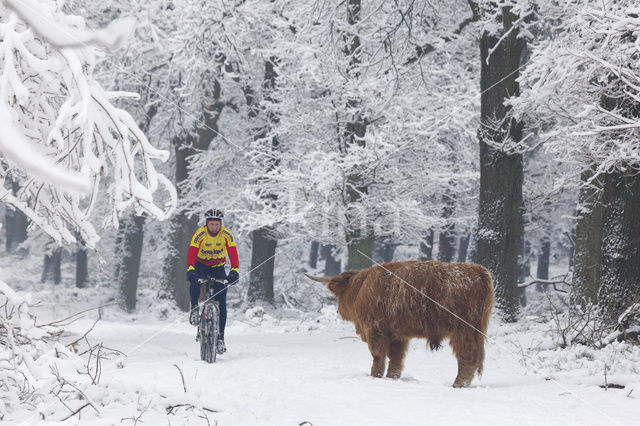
[305,271,359,320]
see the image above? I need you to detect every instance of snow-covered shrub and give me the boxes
[608,303,640,345]
[532,291,640,349]
[0,278,76,418]
[1,277,219,422]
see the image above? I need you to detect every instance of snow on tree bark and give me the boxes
[247,58,280,304]
[599,171,640,326]
[343,0,374,271]
[472,2,525,322]
[572,168,604,304]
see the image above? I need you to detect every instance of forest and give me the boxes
[1,0,639,424]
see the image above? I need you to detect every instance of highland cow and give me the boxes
[306,260,494,387]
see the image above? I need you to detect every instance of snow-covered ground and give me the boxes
[51,313,639,425]
[2,252,639,425]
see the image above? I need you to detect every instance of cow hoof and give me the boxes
[452,379,469,388]
[371,371,384,378]
[386,372,401,379]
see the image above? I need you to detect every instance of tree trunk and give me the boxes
[53,249,61,284]
[347,228,374,270]
[343,0,373,270]
[438,226,456,262]
[536,239,551,292]
[571,168,604,305]
[517,233,530,306]
[419,229,435,260]
[164,210,199,311]
[162,83,224,311]
[246,58,281,304]
[457,233,470,262]
[5,180,29,252]
[42,245,62,284]
[598,171,640,326]
[374,236,396,263]
[567,229,575,269]
[518,235,531,283]
[438,192,456,262]
[76,238,88,288]
[473,3,525,322]
[117,215,146,312]
[309,241,320,269]
[248,227,277,304]
[322,245,342,276]
[468,233,477,263]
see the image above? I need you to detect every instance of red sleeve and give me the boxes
[187,246,199,269]
[226,242,239,269]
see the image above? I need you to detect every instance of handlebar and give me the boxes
[197,277,229,285]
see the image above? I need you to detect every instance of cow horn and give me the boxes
[304,273,334,283]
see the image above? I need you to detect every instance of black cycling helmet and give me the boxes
[205,208,223,221]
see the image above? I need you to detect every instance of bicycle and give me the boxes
[196,278,226,363]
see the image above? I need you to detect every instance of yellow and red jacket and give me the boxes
[187,226,239,272]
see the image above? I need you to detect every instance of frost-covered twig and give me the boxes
[39,303,116,328]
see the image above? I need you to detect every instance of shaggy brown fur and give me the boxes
[306,260,494,387]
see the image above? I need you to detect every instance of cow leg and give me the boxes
[386,338,409,379]
[450,335,478,388]
[366,332,388,378]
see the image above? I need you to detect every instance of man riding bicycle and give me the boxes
[187,208,239,354]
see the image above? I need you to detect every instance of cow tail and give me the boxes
[475,268,494,378]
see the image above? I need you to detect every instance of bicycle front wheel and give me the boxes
[199,304,218,363]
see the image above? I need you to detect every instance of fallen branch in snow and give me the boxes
[519,273,571,293]
[58,403,93,422]
[600,383,625,390]
[173,364,187,393]
[166,404,218,415]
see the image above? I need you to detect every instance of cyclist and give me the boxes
[186,208,239,353]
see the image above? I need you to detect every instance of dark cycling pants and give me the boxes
[189,263,228,338]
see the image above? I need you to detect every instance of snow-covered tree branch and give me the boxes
[0,0,176,248]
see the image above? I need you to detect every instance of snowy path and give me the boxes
[52,316,638,425]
